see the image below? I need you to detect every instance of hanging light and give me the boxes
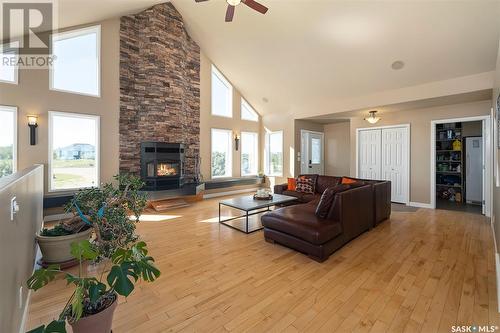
[364,110,380,124]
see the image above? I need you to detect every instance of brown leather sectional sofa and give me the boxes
[261,175,391,262]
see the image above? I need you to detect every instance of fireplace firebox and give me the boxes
[140,142,185,191]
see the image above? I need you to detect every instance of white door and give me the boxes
[301,131,324,174]
[381,127,409,204]
[358,129,381,180]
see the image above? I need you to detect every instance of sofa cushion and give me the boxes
[296,177,314,194]
[282,190,319,203]
[315,185,351,218]
[298,174,318,192]
[262,203,343,245]
[316,176,341,194]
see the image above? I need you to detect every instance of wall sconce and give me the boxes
[27,115,38,145]
[234,133,240,151]
[364,110,380,124]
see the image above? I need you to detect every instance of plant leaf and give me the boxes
[112,247,130,264]
[135,257,161,282]
[27,320,66,333]
[89,282,107,304]
[107,262,138,297]
[132,241,148,257]
[27,265,60,291]
[70,240,98,261]
[71,284,84,321]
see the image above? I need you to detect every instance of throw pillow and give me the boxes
[341,177,357,185]
[287,178,296,191]
[296,177,314,194]
[315,184,351,219]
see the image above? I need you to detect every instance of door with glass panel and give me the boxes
[301,130,324,175]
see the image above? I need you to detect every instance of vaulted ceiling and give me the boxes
[55,0,500,117]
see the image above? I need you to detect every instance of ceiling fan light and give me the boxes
[364,111,380,124]
[227,0,241,6]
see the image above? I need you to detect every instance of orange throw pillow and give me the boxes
[341,177,357,184]
[287,178,296,191]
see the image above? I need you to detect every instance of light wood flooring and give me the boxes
[28,195,500,332]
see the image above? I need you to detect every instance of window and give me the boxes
[211,129,232,178]
[266,131,283,176]
[50,25,100,97]
[311,137,321,164]
[0,43,18,84]
[241,98,259,122]
[211,65,232,118]
[0,106,17,178]
[241,132,258,176]
[49,111,100,191]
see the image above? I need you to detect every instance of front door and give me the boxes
[301,131,324,175]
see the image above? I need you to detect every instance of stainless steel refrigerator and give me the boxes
[465,136,483,204]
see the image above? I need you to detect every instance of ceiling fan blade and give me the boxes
[242,0,268,14]
[225,5,235,22]
[195,0,210,2]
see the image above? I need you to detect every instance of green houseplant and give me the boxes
[28,174,156,333]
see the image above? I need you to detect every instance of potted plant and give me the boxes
[27,239,160,333]
[36,174,146,265]
[27,174,154,333]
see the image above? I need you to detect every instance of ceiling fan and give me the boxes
[195,0,268,22]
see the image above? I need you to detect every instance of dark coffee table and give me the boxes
[219,194,297,234]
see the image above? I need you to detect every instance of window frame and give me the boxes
[49,25,101,97]
[211,65,233,118]
[0,105,18,176]
[0,42,19,85]
[265,130,284,177]
[241,98,259,122]
[240,131,259,177]
[210,128,233,179]
[48,111,100,193]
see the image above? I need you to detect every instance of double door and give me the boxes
[358,126,409,204]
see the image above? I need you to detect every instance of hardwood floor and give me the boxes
[28,195,500,332]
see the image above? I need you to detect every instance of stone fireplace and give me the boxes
[119,3,200,181]
[140,142,185,191]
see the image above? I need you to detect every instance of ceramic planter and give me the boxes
[36,228,93,264]
[70,295,118,333]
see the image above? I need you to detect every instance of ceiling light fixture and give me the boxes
[364,111,380,124]
[391,60,405,70]
[227,0,241,5]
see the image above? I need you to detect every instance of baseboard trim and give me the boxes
[408,202,433,209]
[203,188,260,199]
[496,253,500,313]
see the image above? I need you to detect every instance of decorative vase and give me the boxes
[36,228,92,264]
[70,295,118,333]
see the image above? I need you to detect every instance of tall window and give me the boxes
[241,132,258,176]
[211,65,232,118]
[266,131,283,176]
[49,112,100,191]
[241,98,258,122]
[211,129,232,178]
[50,25,101,97]
[0,43,18,84]
[0,106,17,178]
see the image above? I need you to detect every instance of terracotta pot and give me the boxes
[36,228,92,264]
[70,296,118,333]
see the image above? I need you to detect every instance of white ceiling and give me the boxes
[54,0,500,117]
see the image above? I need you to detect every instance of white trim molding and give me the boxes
[203,188,261,199]
[409,202,433,209]
[430,115,492,216]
